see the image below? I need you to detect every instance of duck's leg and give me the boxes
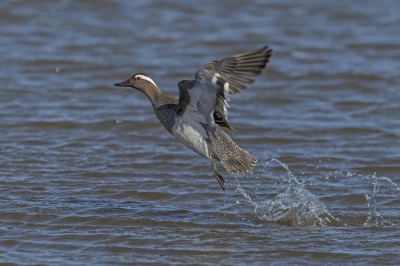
[210,157,226,191]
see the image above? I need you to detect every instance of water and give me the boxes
[236,159,337,227]
[1,0,400,264]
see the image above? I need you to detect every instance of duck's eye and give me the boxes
[135,76,141,80]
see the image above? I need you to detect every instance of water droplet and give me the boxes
[325,175,329,179]
[56,67,61,73]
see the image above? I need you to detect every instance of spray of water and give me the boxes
[235,159,400,227]
[364,173,400,227]
[236,159,341,226]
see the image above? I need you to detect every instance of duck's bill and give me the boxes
[114,79,132,87]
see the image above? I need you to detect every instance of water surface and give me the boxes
[1,0,400,265]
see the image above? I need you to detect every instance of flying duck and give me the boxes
[114,45,272,190]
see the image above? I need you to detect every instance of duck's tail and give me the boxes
[207,127,257,174]
[220,146,257,174]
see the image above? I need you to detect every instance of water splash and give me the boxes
[236,159,340,226]
[364,173,400,227]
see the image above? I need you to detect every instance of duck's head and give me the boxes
[114,73,162,103]
[114,73,158,91]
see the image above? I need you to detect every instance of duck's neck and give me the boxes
[138,85,164,106]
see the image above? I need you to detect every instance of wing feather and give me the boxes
[195,45,272,130]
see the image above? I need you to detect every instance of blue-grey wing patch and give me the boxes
[173,80,211,158]
[176,80,219,137]
[195,81,217,120]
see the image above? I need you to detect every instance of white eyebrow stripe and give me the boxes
[135,74,158,87]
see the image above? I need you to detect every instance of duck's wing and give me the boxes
[175,80,218,134]
[195,45,272,93]
[172,80,217,158]
[195,45,272,130]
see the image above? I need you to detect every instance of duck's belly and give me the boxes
[172,116,210,158]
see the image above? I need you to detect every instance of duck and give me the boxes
[114,45,272,190]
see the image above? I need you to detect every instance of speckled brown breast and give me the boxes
[152,96,179,134]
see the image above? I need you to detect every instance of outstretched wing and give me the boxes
[195,45,272,93]
[195,45,272,130]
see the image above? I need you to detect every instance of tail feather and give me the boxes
[206,126,258,174]
[220,148,257,174]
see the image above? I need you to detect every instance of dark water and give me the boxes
[1,0,400,264]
